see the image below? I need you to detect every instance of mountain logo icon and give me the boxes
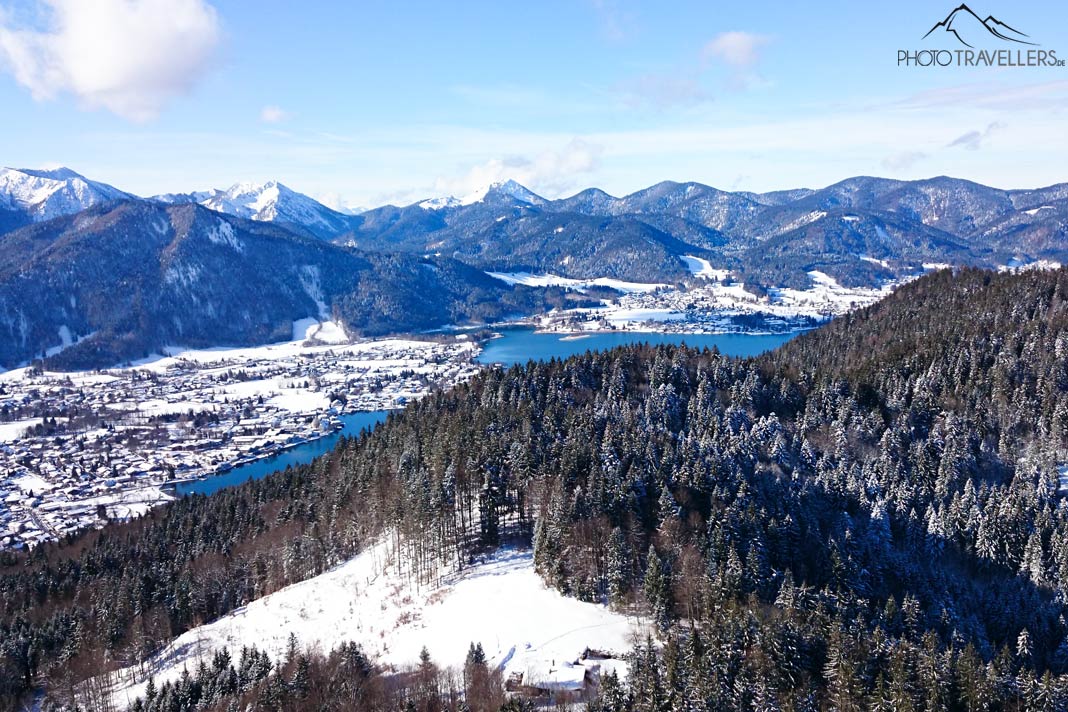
[922,4,1037,48]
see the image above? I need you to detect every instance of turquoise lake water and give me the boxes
[475,327,796,366]
[174,410,390,496]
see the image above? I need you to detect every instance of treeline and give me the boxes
[82,640,521,712]
[2,267,1068,710]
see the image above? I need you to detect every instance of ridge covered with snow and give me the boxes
[420,179,546,210]
[150,181,359,240]
[0,166,130,222]
[197,181,355,238]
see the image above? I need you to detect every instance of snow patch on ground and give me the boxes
[205,220,243,252]
[487,271,667,294]
[298,265,329,320]
[0,418,43,444]
[292,318,349,344]
[43,327,96,358]
[418,196,461,210]
[1057,465,1068,496]
[1024,206,1054,216]
[858,255,890,269]
[105,542,643,710]
[999,259,1063,273]
[9,471,50,493]
[680,256,729,281]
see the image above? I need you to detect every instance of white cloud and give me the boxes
[882,151,928,171]
[260,105,289,123]
[947,121,1006,151]
[619,73,712,109]
[588,0,636,42]
[0,0,221,121]
[895,81,1068,112]
[314,191,363,215]
[433,139,603,199]
[702,31,770,69]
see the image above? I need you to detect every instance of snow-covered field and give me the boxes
[680,255,729,281]
[487,271,668,294]
[998,259,1063,273]
[105,541,644,709]
[535,268,902,334]
[0,418,42,443]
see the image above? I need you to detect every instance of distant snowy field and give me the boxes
[487,271,668,294]
[534,268,903,335]
[106,542,644,709]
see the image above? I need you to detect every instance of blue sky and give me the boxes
[1,0,1067,208]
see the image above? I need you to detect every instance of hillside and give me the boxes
[349,176,1068,288]
[4,172,1067,365]
[0,200,567,368]
[8,169,1064,291]
[2,267,1068,709]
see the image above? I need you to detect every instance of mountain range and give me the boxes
[154,180,362,241]
[0,199,567,369]
[0,167,131,234]
[0,165,1065,367]
[349,174,1068,288]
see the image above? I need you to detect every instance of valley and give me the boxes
[3,165,1068,711]
[4,1,1068,707]
[0,322,801,552]
[5,267,1067,710]
[0,325,480,550]
[2,167,1067,370]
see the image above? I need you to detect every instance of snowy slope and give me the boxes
[487,271,668,294]
[680,255,730,281]
[105,542,643,709]
[0,167,130,222]
[195,181,356,239]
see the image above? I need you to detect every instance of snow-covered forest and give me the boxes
[3,266,1068,710]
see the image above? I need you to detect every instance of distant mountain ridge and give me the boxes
[0,167,131,233]
[344,174,1068,289]
[0,199,559,368]
[1,168,1066,364]
[153,181,361,241]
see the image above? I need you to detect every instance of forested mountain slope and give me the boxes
[2,267,1068,710]
[0,200,569,368]
[348,176,1068,289]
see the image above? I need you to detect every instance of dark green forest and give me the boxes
[3,267,1068,710]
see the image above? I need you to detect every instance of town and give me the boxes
[531,268,900,334]
[0,329,482,550]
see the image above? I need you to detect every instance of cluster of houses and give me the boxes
[533,271,892,335]
[505,649,629,704]
[0,337,481,550]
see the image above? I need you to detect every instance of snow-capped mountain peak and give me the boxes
[204,181,286,220]
[192,180,357,240]
[0,166,130,221]
[419,179,545,210]
[418,195,462,210]
[466,179,545,206]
